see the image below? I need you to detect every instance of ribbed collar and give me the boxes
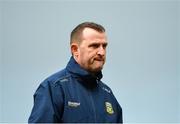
[66,56,103,82]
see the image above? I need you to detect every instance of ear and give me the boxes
[71,43,79,57]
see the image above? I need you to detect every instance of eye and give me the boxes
[103,43,108,49]
[89,43,99,48]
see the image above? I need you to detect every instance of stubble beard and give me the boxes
[88,58,105,73]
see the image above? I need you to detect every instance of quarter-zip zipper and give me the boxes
[91,79,100,122]
[89,90,97,122]
[88,79,99,122]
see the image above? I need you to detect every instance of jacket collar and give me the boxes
[66,56,103,82]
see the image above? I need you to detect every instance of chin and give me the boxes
[92,67,103,73]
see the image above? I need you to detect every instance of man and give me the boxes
[28,22,123,123]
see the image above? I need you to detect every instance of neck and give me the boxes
[72,55,101,76]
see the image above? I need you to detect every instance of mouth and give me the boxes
[94,58,104,62]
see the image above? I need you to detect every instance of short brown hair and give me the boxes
[70,22,105,44]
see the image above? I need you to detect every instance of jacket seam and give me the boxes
[53,74,71,87]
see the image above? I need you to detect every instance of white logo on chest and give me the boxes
[68,101,81,107]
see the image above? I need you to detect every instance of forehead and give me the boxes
[82,28,107,41]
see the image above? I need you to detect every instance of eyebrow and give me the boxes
[88,42,108,47]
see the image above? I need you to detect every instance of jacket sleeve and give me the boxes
[28,82,64,123]
[117,102,123,123]
[111,91,123,123]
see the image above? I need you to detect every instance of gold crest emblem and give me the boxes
[105,102,114,114]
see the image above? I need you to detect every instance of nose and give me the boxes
[97,45,106,56]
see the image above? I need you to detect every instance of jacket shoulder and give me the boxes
[40,68,70,88]
[99,81,113,94]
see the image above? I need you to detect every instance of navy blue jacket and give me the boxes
[28,56,123,123]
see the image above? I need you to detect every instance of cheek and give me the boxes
[79,48,97,63]
[79,50,90,62]
[80,49,93,57]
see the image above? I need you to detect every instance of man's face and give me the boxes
[73,28,108,73]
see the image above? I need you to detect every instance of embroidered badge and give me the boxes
[105,102,114,114]
[68,101,80,107]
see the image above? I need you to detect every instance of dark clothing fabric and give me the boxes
[28,56,123,123]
